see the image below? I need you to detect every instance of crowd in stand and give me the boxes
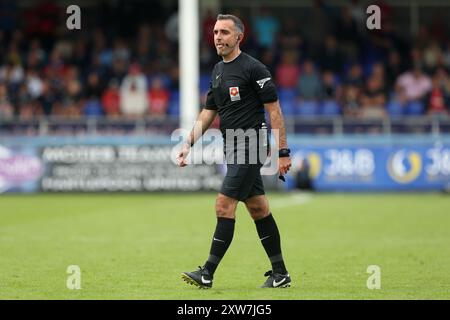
[0,1,449,122]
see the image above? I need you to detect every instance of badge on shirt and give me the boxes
[229,86,241,101]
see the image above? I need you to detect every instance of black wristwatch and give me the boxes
[279,148,291,158]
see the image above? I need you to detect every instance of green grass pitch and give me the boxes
[1,192,449,299]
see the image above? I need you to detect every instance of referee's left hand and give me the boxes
[279,156,292,176]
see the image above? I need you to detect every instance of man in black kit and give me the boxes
[177,14,292,289]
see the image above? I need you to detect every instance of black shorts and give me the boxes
[220,163,265,202]
[220,126,269,201]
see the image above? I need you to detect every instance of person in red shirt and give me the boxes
[101,79,120,117]
[426,71,449,117]
[148,77,169,117]
[275,50,300,89]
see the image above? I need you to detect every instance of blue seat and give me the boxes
[279,89,297,115]
[297,100,319,117]
[167,90,180,116]
[321,100,340,116]
[148,74,172,89]
[279,88,296,100]
[84,99,103,117]
[387,100,404,117]
[406,101,425,115]
[200,74,211,92]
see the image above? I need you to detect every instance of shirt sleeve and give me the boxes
[250,62,278,103]
[204,81,217,110]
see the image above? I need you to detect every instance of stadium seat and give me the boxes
[320,100,341,116]
[167,90,180,116]
[296,100,319,117]
[200,74,211,92]
[406,101,425,116]
[84,100,103,117]
[279,89,297,115]
[387,100,404,117]
[147,74,173,90]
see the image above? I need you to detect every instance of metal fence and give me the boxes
[1,116,450,136]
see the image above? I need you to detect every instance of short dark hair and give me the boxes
[216,14,245,34]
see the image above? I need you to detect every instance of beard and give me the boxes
[216,45,232,57]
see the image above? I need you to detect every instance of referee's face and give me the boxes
[213,19,239,57]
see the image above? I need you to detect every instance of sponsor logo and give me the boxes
[201,276,211,284]
[307,152,322,179]
[0,146,43,182]
[229,86,241,101]
[272,277,287,287]
[387,150,422,183]
[293,151,322,179]
[256,77,271,89]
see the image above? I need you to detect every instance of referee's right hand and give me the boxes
[177,143,191,167]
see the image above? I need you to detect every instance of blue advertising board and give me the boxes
[0,135,449,193]
[288,144,450,191]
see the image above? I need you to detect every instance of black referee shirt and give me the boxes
[204,52,278,135]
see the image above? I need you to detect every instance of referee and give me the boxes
[178,14,292,289]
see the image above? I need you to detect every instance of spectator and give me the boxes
[278,17,303,51]
[341,84,361,117]
[37,80,52,116]
[112,38,130,63]
[276,50,300,89]
[370,62,388,95]
[17,83,42,120]
[71,37,89,69]
[28,39,46,66]
[335,6,360,61]
[0,61,24,85]
[148,77,170,118]
[26,69,43,99]
[0,82,14,119]
[425,68,450,117]
[135,24,152,67]
[309,0,332,49]
[252,7,280,49]
[43,49,67,96]
[259,49,276,72]
[0,1,449,128]
[410,47,424,70]
[321,70,341,101]
[386,50,405,90]
[84,72,103,99]
[120,63,148,117]
[344,63,364,87]
[349,0,366,35]
[396,65,432,104]
[423,40,444,73]
[110,57,128,84]
[444,40,450,69]
[101,79,121,117]
[318,35,344,74]
[64,66,82,102]
[360,75,387,119]
[296,60,322,100]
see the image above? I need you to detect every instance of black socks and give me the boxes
[203,214,287,276]
[204,217,235,276]
[255,213,287,275]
